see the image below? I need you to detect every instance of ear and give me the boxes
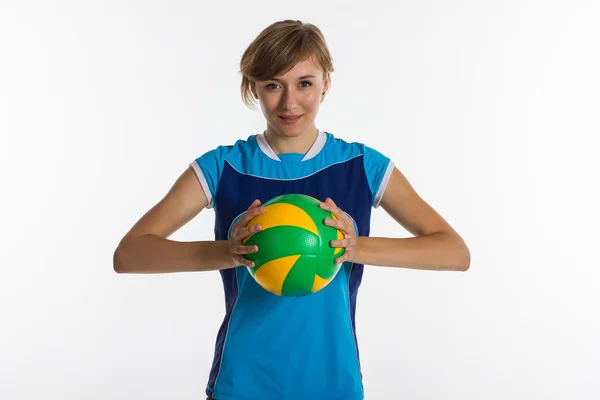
[321,72,331,102]
[250,81,258,99]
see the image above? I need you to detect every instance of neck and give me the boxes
[264,125,319,155]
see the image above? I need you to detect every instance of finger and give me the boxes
[231,246,258,268]
[232,224,262,241]
[235,199,263,228]
[319,198,341,216]
[335,252,349,264]
[324,214,353,237]
[238,204,266,226]
[233,254,255,268]
[233,244,259,255]
[319,198,331,209]
[330,237,353,248]
[323,217,347,231]
[248,198,261,209]
[334,246,352,264]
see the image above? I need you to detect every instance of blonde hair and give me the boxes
[239,20,335,109]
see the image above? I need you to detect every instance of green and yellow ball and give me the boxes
[243,194,345,297]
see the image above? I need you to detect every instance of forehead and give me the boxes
[271,57,322,80]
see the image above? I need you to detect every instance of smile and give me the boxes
[279,115,303,124]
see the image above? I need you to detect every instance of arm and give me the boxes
[355,167,470,271]
[113,167,234,274]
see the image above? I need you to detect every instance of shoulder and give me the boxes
[194,135,256,164]
[189,134,259,209]
[324,131,390,162]
[324,131,395,208]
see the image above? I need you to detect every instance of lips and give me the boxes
[279,114,303,125]
[279,114,302,121]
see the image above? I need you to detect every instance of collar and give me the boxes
[256,129,326,162]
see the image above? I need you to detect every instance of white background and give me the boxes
[1,1,599,399]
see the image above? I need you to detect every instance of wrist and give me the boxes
[220,240,238,269]
[351,236,367,265]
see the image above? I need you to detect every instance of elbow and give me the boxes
[446,233,470,272]
[457,246,471,271]
[113,246,128,274]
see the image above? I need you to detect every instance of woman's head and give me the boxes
[240,20,334,138]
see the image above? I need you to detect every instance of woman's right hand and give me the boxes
[228,199,265,268]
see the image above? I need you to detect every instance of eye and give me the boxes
[300,81,312,88]
[266,83,280,90]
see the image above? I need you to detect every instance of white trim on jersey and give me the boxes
[373,160,395,208]
[256,129,326,162]
[189,161,214,209]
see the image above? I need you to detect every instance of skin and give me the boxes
[113,55,470,274]
[250,56,330,156]
[246,55,471,271]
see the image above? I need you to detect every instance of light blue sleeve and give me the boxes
[362,144,395,208]
[189,145,230,209]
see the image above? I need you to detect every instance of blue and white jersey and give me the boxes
[190,130,394,400]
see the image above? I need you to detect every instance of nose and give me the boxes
[281,87,297,110]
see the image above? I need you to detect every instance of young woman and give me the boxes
[114,19,470,400]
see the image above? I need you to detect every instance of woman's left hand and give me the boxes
[319,198,359,264]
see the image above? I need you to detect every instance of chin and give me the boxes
[280,127,305,136]
[272,122,305,137]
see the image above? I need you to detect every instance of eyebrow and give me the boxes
[269,75,316,81]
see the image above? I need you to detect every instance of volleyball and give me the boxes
[242,194,345,297]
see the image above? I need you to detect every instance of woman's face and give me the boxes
[252,57,330,139]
